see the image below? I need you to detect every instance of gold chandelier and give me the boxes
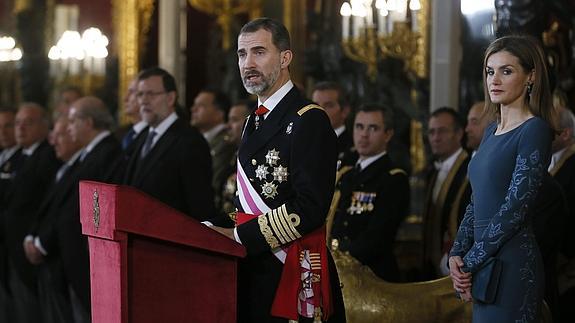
[340,0,428,80]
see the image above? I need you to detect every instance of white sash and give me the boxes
[236,159,287,263]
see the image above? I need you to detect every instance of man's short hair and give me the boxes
[75,97,115,130]
[312,81,349,109]
[430,107,464,131]
[558,108,575,139]
[137,67,178,94]
[356,103,394,130]
[239,17,291,51]
[18,102,51,127]
[201,89,231,121]
[231,99,256,112]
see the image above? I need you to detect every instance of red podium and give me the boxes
[79,181,246,323]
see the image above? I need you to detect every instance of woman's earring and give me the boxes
[527,82,533,96]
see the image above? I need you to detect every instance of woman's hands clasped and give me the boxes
[449,256,473,302]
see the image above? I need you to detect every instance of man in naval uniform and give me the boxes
[330,104,409,282]
[208,18,345,322]
[311,82,353,168]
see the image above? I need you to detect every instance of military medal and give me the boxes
[265,149,280,166]
[261,182,278,199]
[255,115,261,129]
[272,165,289,183]
[255,164,269,180]
[286,122,293,134]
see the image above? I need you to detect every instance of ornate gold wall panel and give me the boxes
[412,0,429,79]
[114,0,154,125]
[188,0,262,50]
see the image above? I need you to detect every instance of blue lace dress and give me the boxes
[450,117,552,322]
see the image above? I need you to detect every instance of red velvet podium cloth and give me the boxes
[79,181,246,323]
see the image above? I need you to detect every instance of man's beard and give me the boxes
[242,67,280,95]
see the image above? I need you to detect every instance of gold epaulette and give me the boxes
[297,104,324,116]
[389,168,407,176]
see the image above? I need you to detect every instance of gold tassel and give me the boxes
[313,307,322,323]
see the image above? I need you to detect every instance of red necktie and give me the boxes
[255,105,269,116]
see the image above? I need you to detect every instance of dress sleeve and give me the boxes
[462,120,551,273]
[449,195,475,258]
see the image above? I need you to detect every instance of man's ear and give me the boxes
[384,128,394,143]
[280,50,293,69]
[167,91,177,108]
[342,105,351,119]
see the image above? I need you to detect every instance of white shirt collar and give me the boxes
[334,125,346,137]
[81,130,111,161]
[257,80,294,119]
[434,148,463,171]
[548,147,567,172]
[203,123,227,142]
[148,112,178,147]
[356,151,387,171]
[0,146,20,166]
[22,141,41,156]
[66,149,83,166]
[133,120,148,134]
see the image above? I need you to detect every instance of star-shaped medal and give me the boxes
[255,164,269,180]
[261,182,279,199]
[265,149,280,166]
[272,165,289,183]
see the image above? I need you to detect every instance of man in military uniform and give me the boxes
[330,104,409,282]
[220,100,253,216]
[208,18,345,322]
[311,82,353,167]
[190,89,236,211]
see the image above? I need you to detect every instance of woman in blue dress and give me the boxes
[448,35,558,322]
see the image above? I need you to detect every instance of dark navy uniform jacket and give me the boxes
[216,85,345,322]
[331,154,409,282]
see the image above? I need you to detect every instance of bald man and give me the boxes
[3,103,61,322]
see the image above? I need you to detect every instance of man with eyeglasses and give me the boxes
[330,104,409,282]
[422,107,470,279]
[123,67,215,220]
[2,103,61,322]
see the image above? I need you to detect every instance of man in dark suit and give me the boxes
[124,67,215,219]
[190,89,236,211]
[116,77,147,157]
[208,18,345,322]
[422,107,470,278]
[0,108,20,177]
[549,107,575,322]
[23,115,83,323]
[0,107,21,322]
[312,82,353,168]
[2,103,61,322]
[330,104,409,282]
[26,96,121,322]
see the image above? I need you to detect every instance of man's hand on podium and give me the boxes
[210,226,235,240]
